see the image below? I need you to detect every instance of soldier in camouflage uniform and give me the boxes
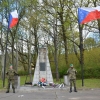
[6,65,18,93]
[67,64,77,93]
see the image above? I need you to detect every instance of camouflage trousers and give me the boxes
[7,79,15,91]
[69,79,76,88]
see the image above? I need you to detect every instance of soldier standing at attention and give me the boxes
[67,64,77,93]
[6,65,18,93]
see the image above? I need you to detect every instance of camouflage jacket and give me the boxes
[67,68,77,79]
[6,69,18,80]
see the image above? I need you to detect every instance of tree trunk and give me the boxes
[28,32,32,82]
[53,19,59,81]
[79,24,84,86]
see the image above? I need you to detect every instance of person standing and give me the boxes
[6,65,18,93]
[67,64,77,93]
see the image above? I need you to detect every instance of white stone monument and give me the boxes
[32,47,53,85]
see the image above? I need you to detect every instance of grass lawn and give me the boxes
[0,76,100,90]
[76,79,100,89]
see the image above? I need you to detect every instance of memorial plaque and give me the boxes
[40,62,45,71]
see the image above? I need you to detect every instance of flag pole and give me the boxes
[78,23,84,87]
[3,27,10,87]
[78,8,84,87]
[3,0,10,87]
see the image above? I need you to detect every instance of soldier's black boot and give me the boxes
[69,87,72,93]
[6,90,9,93]
[74,87,77,92]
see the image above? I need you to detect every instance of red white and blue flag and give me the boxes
[8,10,18,28]
[78,6,100,24]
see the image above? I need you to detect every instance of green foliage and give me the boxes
[84,37,96,48]
[0,79,7,89]
[50,47,100,79]
[84,67,100,78]
[76,48,100,79]
[18,70,29,76]
[59,66,67,78]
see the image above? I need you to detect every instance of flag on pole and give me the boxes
[78,6,100,24]
[8,10,18,28]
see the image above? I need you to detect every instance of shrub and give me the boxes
[76,67,100,79]
[18,70,28,76]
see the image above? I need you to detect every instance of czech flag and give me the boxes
[78,6,100,24]
[8,10,18,28]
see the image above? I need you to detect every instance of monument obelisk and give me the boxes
[32,47,53,85]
